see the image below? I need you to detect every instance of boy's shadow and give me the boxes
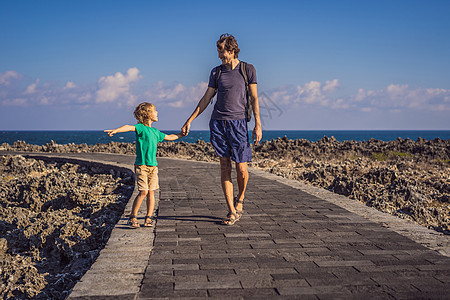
[157,215,223,224]
[116,215,223,229]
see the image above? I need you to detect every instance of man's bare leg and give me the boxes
[220,157,235,213]
[235,162,248,212]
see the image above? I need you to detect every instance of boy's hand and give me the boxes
[104,130,115,137]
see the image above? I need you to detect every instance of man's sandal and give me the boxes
[222,212,240,226]
[234,197,244,217]
[143,216,155,227]
[127,215,139,228]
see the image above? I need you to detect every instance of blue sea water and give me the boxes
[1,130,449,146]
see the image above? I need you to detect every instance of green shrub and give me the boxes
[390,151,412,158]
[436,159,450,164]
[371,152,387,161]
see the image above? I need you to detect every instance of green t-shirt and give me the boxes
[134,123,166,166]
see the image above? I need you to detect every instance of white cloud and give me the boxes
[154,82,186,100]
[40,97,51,105]
[387,83,409,95]
[144,81,208,107]
[78,92,93,103]
[323,79,339,92]
[2,98,27,106]
[427,88,448,96]
[2,69,449,117]
[268,79,339,107]
[96,67,142,103]
[0,68,208,110]
[64,81,76,89]
[0,70,97,107]
[355,85,450,111]
[168,100,184,108]
[269,85,297,105]
[0,71,21,86]
[24,79,40,94]
[298,81,324,104]
[330,98,349,109]
[266,79,450,113]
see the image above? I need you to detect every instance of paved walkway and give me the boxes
[2,152,449,299]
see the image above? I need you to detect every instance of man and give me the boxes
[182,33,262,225]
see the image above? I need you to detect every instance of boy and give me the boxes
[105,102,185,228]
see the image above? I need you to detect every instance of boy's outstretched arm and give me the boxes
[104,125,136,137]
[164,132,185,141]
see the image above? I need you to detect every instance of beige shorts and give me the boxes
[134,165,159,191]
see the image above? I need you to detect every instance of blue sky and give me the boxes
[1,0,449,130]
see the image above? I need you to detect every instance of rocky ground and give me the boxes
[2,136,448,235]
[252,136,450,234]
[0,155,134,299]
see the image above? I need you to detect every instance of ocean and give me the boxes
[1,130,449,146]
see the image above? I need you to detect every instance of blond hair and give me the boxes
[133,102,155,124]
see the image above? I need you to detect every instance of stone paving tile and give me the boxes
[12,153,447,299]
[276,285,353,297]
[207,288,280,299]
[135,158,450,299]
[69,296,136,300]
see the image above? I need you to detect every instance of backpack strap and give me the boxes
[239,61,249,87]
[215,65,222,88]
[239,61,252,122]
[211,65,222,102]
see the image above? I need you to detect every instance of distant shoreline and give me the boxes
[1,129,450,146]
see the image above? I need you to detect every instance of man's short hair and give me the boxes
[217,33,240,58]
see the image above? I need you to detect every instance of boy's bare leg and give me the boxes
[146,190,156,217]
[220,157,235,213]
[235,162,248,212]
[131,190,148,216]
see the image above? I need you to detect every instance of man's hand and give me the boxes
[181,122,191,136]
[252,125,262,144]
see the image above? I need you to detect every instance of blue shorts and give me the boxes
[209,119,252,163]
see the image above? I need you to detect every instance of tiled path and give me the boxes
[2,152,449,299]
[139,158,450,299]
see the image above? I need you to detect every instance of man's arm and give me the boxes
[164,132,185,141]
[104,125,136,137]
[249,83,262,144]
[181,87,216,135]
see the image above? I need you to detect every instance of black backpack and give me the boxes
[212,61,253,122]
